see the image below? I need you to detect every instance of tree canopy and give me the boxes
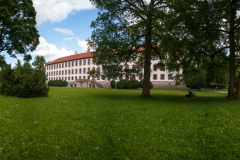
[89,0,168,97]
[0,0,39,58]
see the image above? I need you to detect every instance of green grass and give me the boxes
[0,88,240,159]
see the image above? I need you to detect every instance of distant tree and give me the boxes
[0,0,39,59]
[32,55,46,71]
[89,0,168,97]
[163,0,240,99]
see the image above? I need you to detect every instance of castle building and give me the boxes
[45,51,185,89]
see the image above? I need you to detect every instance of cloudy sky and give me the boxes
[6,0,98,66]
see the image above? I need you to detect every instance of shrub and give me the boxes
[110,80,116,89]
[0,58,49,98]
[48,80,68,87]
[116,79,152,89]
[138,79,153,89]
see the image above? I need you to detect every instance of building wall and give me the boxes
[45,55,184,88]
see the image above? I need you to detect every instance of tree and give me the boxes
[162,0,240,99]
[1,57,49,98]
[32,55,46,71]
[0,0,39,58]
[89,0,167,97]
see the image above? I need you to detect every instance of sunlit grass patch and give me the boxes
[0,88,239,159]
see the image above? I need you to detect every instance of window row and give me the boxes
[47,67,101,76]
[152,74,178,80]
[46,59,94,70]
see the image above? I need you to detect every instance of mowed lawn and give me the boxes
[0,88,240,159]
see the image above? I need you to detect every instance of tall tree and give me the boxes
[89,0,167,97]
[163,0,240,99]
[0,0,39,58]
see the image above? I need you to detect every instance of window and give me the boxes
[160,74,165,80]
[75,76,78,80]
[83,59,86,65]
[62,63,64,68]
[59,71,61,75]
[65,77,67,81]
[59,63,61,68]
[54,71,55,76]
[153,64,157,71]
[79,68,82,74]
[56,64,58,69]
[72,76,74,80]
[139,74,143,80]
[72,69,74,74]
[87,68,90,72]
[79,60,82,66]
[97,67,100,72]
[132,74,136,80]
[68,77,70,80]
[132,65,136,71]
[168,74,172,80]
[65,62,67,68]
[75,69,78,74]
[75,61,78,66]
[72,61,74,67]
[83,68,86,74]
[88,59,90,65]
[68,62,70,67]
[56,77,58,80]
[65,70,67,75]
[62,70,64,75]
[153,74,157,80]
[68,70,70,75]
[54,65,55,69]
[79,76,81,79]
[83,76,86,79]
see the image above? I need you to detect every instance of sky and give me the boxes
[5,0,98,67]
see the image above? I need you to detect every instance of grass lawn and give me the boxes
[0,87,240,159]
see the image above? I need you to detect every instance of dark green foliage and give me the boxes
[116,79,152,89]
[138,79,153,89]
[0,58,49,98]
[110,80,115,89]
[48,80,68,87]
[0,0,39,58]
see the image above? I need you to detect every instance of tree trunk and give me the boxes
[235,72,240,99]
[140,23,152,98]
[198,84,201,91]
[227,0,236,99]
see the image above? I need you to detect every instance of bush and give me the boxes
[138,79,153,89]
[48,80,68,87]
[110,80,116,89]
[0,62,49,98]
[116,79,153,89]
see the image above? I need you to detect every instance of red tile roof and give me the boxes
[46,51,94,65]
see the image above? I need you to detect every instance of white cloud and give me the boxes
[64,37,94,53]
[64,37,79,41]
[33,0,94,24]
[78,40,89,52]
[54,28,74,35]
[32,37,74,62]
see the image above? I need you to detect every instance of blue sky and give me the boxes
[5,0,98,66]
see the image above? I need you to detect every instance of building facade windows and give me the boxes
[153,64,157,71]
[83,68,86,74]
[153,74,157,80]
[168,74,172,80]
[83,59,86,65]
[160,74,165,80]
[88,59,90,65]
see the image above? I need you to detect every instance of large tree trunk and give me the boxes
[140,23,152,98]
[227,0,236,99]
[235,72,240,99]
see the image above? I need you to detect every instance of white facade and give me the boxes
[45,52,182,83]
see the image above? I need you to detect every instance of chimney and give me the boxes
[74,51,77,55]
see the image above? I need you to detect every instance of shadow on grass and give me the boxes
[89,89,232,105]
